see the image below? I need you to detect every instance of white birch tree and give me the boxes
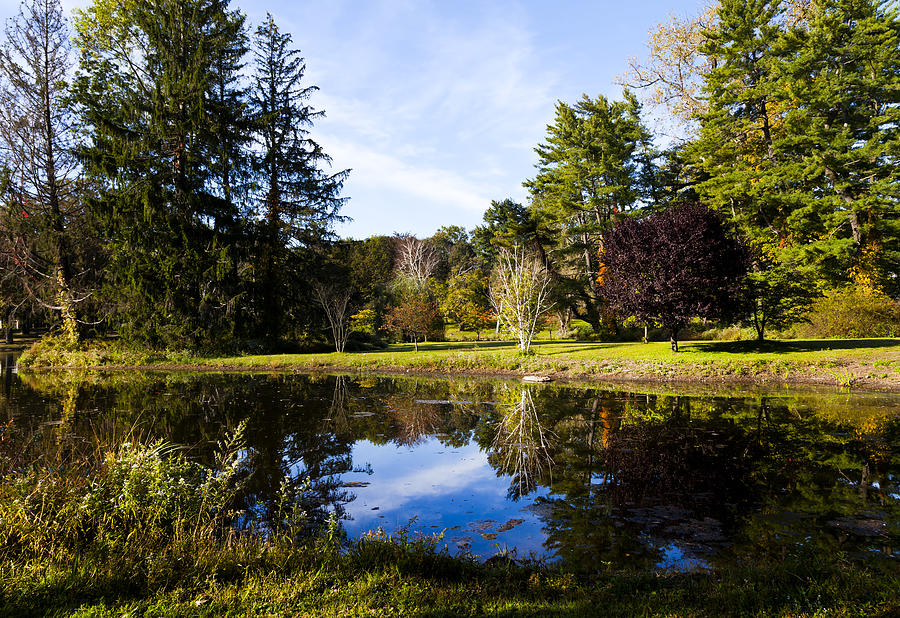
[489,246,553,353]
[313,283,352,352]
[394,234,438,290]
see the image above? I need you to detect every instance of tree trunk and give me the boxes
[670,328,679,352]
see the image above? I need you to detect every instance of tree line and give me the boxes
[1,0,898,353]
[0,0,346,350]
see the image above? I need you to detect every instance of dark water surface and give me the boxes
[3,368,899,572]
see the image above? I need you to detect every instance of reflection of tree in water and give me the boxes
[324,374,353,436]
[243,375,359,528]
[385,396,445,447]
[530,393,775,570]
[7,372,899,568]
[731,398,900,564]
[488,386,556,500]
[531,392,900,571]
[533,391,656,569]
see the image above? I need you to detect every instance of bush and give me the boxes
[787,287,900,338]
[0,421,250,561]
[694,325,753,341]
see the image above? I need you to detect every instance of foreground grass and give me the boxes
[19,335,900,389]
[3,538,898,617]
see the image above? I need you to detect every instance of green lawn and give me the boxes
[197,337,900,389]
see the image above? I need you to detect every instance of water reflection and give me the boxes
[489,387,555,500]
[3,371,899,572]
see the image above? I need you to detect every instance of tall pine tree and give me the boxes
[250,14,347,341]
[74,0,246,346]
[777,0,900,294]
[525,92,654,331]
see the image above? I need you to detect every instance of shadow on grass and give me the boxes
[532,343,618,356]
[384,341,518,353]
[689,338,900,354]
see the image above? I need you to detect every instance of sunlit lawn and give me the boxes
[208,337,900,368]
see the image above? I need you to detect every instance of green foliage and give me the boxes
[333,235,395,314]
[789,286,900,338]
[430,225,478,281]
[689,0,900,295]
[442,272,492,332]
[0,420,248,562]
[68,2,347,350]
[744,248,820,340]
[778,0,900,294]
[472,199,539,263]
[349,309,378,335]
[250,14,348,340]
[525,92,654,331]
[73,0,249,348]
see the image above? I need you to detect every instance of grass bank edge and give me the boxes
[16,335,900,389]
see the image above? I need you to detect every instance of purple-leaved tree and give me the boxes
[599,204,749,351]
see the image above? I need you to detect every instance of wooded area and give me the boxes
[1,0,898,353]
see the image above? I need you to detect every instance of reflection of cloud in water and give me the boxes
[341,437,550,559]
[344,438,495,521]
[656,544,711,572]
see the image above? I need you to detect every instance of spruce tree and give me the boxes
[74,0,246,346]
[524,92,654,332]
[250,14,347,341]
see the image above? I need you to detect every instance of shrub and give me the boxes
[0,421,249,560]
[788,287,900,338]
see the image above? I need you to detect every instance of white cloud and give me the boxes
[325,135,492,214]
[293,1,559,236]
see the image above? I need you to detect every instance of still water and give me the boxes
[3,369,899,572]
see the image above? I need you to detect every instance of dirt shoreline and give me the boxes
[21,356,900,394]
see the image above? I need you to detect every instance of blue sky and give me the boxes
[2,0,707,239]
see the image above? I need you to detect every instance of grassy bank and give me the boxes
[1,431,897,617]
[18,335,900,389]
[4,548,897,616]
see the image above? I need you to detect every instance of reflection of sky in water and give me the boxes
[656,544,710,571]
[341,438,551,560]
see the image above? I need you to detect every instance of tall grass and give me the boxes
[0,421,249,571]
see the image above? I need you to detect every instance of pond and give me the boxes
[2,367,899,573]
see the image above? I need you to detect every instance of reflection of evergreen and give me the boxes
[239,375,356,528]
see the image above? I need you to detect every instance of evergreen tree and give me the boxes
[525,92,654,331]
[73,0,246,346]
[689,0,900,297]
[250,14,348,341]
[687,0,842,327]
[473,198,543,265]
[204,6,250,228]
[777,0,900,294]
[690,0,790,243]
